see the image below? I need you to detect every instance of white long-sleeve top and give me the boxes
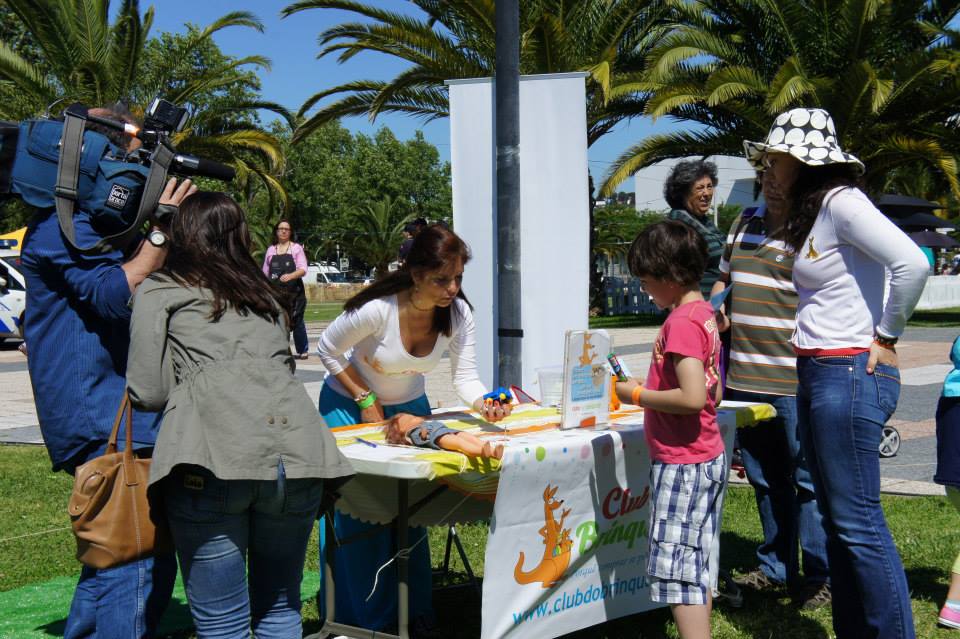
[792,187,929,349]
[316,295,487,406]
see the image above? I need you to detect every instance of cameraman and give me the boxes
[20,105,196,639]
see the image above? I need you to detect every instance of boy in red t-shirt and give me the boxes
[615,221,724,639]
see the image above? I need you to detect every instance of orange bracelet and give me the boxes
[631,385,643,406]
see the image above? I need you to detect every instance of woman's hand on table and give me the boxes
[360,400,385,424]
[474,399,513,423]
[866,341,899,374]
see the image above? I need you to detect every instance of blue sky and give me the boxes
[150,0,686,192]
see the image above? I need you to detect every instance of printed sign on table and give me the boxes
[481,426,660,639]
[560,329,611,429]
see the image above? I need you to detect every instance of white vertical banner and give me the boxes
[447,73,590,393]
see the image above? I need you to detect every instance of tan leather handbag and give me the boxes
[68,392,171,569]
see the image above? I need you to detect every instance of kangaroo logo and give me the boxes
[579,333,596,366]
[514,484,573,588]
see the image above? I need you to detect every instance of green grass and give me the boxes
[3,443,959,638]
[589,314,667,329]
[908,307,960,328]
[304,302,343,323]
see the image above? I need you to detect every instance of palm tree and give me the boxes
[600,0,960,199]
[0,0,291,204]
[281,0,671,144]
[283,0,672,306]
[348,195,414,278]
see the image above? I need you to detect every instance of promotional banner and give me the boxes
[481,425,661,639]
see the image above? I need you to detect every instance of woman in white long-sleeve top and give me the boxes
[744,108,929,639]
[315,223,509,634]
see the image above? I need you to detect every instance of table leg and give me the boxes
[325,513,336,626]
[397,479,410,639]
[309,509,403,639]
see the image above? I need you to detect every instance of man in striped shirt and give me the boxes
[712,171,831,609]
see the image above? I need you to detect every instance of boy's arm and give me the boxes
[615,355,707,415]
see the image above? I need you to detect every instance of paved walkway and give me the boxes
[1,325,955,496]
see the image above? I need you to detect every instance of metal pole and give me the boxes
[495,0,522,387]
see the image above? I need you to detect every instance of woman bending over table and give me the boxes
[315,223,510,634]
[744,107,928,639]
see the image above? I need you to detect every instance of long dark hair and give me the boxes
[163,192,284,323]
[344,224,472,336]
[784,163,863,252]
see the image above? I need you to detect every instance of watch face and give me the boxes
[148,230,166,247]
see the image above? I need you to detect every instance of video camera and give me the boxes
[0,97,236,254]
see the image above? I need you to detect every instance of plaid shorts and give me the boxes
[647,453,726,605]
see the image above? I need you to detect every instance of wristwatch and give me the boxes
[147,228,168,247]
[874,333,898,348]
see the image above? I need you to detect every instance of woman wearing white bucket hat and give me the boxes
[744,107,928,639]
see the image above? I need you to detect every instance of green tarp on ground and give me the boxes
[0,571,321,638]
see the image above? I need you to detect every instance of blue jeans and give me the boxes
[64,443,177,639]
[64,555,177,639]
[729,389,829,586]
[163,464,323,639]
[292,317,308,355]
[797,353,914,639]
[317,382,434,631]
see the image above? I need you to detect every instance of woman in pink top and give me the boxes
[262,219,309,359]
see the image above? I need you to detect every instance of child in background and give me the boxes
[936,336,960,629]
[615,221,724,639]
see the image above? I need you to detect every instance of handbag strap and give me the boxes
[104,392,129,455]
[104,392,138,485]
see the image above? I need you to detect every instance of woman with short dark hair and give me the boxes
[663,160,724,298]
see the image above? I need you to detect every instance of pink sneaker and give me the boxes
[939,605,960,629]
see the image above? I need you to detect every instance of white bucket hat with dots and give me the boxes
[743,107,864,174]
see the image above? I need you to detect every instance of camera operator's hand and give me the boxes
[151,178,197,226]
[123,178,197,293]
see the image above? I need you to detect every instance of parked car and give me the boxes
[306,262,350,285]
[0,239,26,343]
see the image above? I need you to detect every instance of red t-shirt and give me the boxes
[644,300,723,463]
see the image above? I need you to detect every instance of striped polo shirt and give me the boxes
[719,207,798,396]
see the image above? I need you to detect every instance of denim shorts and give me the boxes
[647,453,726,605]
[407,420,456,450]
